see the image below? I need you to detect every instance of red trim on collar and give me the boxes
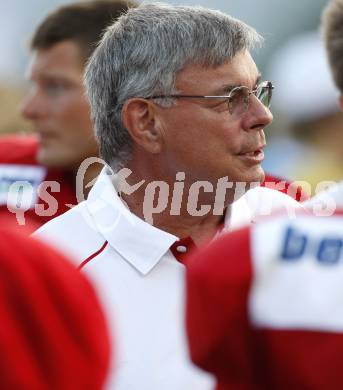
[171,215,227,265]
[78,241,108,270]
[170,237,197,265]
[333,209,343,216]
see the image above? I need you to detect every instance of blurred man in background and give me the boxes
[304,0,343,213]
[264,31,343,191]
[186,1,343,388]
[0,0,136,229]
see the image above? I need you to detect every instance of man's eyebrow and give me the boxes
[214,84,239,95]
[214,74,263,95]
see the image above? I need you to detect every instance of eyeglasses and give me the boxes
[143,81,274,116]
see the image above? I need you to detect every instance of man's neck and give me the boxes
[119,173,230,246]
[72,161,103,199]
[154,211,225,246]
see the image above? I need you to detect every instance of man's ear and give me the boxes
[122,99,163,154]
[339,95,343,111]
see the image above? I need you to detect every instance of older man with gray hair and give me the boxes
[36,2,299,389]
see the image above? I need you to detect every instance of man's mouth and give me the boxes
[238,146,265,163]
[36,130,58,142]
[242,150,262,157]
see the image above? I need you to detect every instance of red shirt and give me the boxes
[187,212,343,390]
[0,135,77,230]
[0,219,110,389]
[262,173,309,202]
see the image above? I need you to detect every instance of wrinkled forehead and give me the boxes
[26,40,84,81]
[175,50,260,94]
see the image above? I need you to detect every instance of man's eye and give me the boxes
[212,98,230,111]
[43,82,68,95]
[228,90,242,104]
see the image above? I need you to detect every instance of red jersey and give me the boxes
[262,173,309,202]
[0,220,110,389]
[0,135,77,230]
[186,211,343,390]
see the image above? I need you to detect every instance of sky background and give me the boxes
[0,0,329,86]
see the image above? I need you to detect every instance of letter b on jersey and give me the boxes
[281,227,307,261]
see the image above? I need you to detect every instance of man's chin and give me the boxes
[256,169,265,184]
[36,149,68,169]
[240,167,265,186]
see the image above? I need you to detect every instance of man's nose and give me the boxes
[245,94,273,131]
[20,89,47,121]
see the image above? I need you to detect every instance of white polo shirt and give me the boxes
[35,168,300,390]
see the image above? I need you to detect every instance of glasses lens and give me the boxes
[255,82,272,108]
[228,87,250,115]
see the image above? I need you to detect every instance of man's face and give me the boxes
[21,40,98,170]
[155,50,273,185]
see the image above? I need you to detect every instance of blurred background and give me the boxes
[1,0,339,190]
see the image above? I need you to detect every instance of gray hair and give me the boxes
[85,2,263,170]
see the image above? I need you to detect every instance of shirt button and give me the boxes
[176,245,187,253]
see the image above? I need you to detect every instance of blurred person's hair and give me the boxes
[322,0,343,94]
[30,0,137,63]
[85,2,262,171]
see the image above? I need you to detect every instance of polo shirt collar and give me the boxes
[86,168,178,275]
